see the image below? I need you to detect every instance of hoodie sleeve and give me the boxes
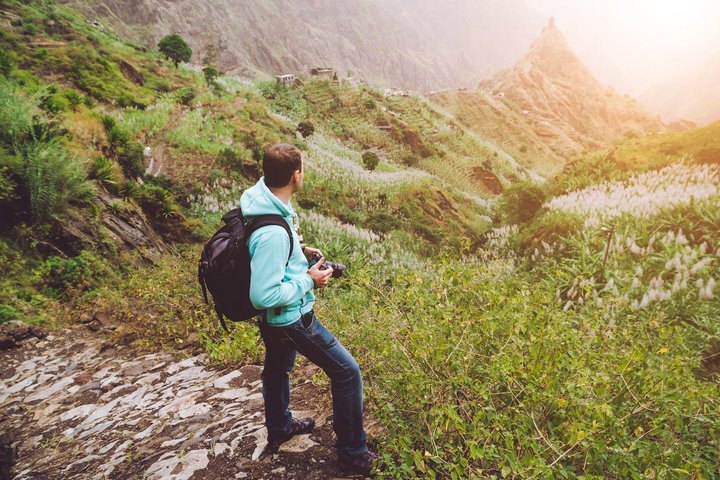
[248,226,314,310]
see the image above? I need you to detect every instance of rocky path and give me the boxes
[0,326,372,480]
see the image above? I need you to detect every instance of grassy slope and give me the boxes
[2,1,720,478]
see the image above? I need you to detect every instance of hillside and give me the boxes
[434,19,666,176]
[59,0,544,91]
[2,1,720,479]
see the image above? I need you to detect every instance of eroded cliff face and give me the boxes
[59,0,542,90]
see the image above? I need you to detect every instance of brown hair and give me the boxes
[263,144,302,187]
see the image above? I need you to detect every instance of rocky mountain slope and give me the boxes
[432,19,666,174]
[481,19,665,152]
[59,0,543,91]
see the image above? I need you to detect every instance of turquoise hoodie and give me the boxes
[240,177,315,326]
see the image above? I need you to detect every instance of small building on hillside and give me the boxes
[275,74,297,86]
[310,67,335,79]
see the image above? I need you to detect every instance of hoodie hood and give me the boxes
[240,177,294,218]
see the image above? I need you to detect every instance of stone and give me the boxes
[213,442,231,457]
[93,311,112,324]
[277,434,318,453]
[8,323,30,341]
[212,370,244,389]
[145,449,209,480]
[28,326,47,339]
[86,320,102,332]
[209,388,249,401]
[0,335,16,350]
[6,375,37,395]
[166,366,213,384]
[24,376,74,403]
[60,404,96,422]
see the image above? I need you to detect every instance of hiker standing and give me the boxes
[239,143,378,475]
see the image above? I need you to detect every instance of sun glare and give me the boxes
[630,0,709,29]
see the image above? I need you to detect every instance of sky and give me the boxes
[524,0,720,95]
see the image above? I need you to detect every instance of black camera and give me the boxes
[310,253,346,278]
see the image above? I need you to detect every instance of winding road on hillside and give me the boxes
[0,324,373,479]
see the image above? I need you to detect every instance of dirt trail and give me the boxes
[0,327,371,479]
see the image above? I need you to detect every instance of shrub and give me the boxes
[0,166,16,203]
[216,147,242,171]
[0,49,13,76]
[362,151,379,171]
[0,304,20,324]
[24,139,95,222]
[365,211,402,234]
[40,90,70,114]
[500,181,546,225]
[139,184,180,219]
[0,78,43,146]
[116,141,145,179]
[106,200,124,215]
[116,92,145,109]
[100,114,116,132]
[21,23,37,36]
[158,34,192,67]
[88,156,118,186]
[34,251,109,295]
[175,86,196,106]
[118,180,140,201]
[401,155,419,167]
[296,121,315,138]
[517,210,584,255]
[202,65,219,85]
[63,89,84,110]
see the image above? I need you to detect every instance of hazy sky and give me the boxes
[524,0,720,95]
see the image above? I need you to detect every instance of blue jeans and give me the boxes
[258,311,368,456]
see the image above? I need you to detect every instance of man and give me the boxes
[239,143,378,475]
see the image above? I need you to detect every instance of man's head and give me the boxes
[263,143,303,191]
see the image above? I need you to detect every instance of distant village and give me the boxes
[274,67,411,98]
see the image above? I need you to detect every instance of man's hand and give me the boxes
[303,246,323,261]
[308,256,333,289]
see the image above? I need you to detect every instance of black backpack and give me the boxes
[198,207,293,332]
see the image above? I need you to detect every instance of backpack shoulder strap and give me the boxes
[246,214,294,262]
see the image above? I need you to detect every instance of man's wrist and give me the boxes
[303,273,315,290]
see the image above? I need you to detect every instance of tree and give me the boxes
[202,65,220,85]
[158,34,192,67]
[296,121,315,139]
[362,151,379,171]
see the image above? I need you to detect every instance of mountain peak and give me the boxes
[480,18,664,157]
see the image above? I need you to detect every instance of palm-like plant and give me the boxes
[24,139,94,222]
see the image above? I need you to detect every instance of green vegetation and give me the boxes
[158,33,192,67]
[362,151,380,171]
[499,181,545,225]
[202,65,220,85]
[296,120,315,138]
[0,1,719,479]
